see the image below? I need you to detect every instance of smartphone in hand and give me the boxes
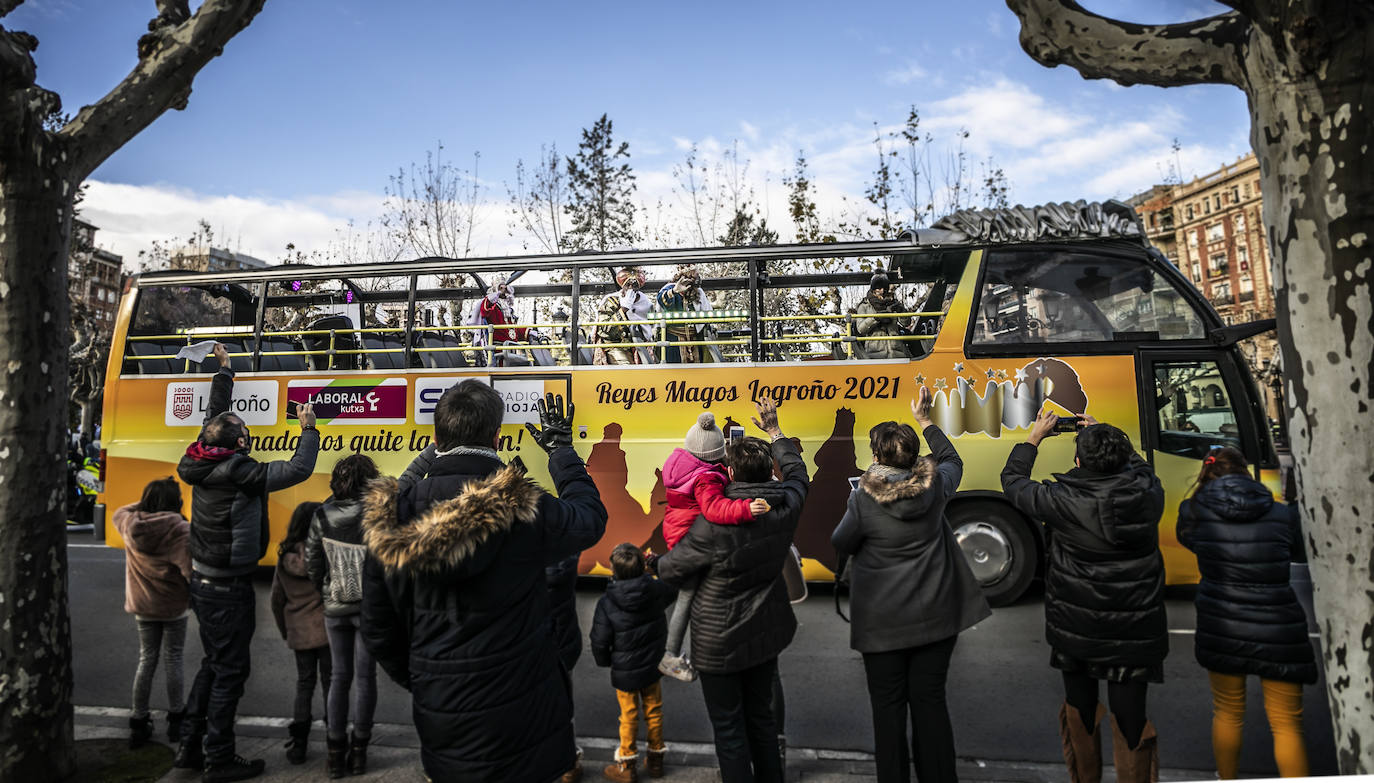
[1052,415,1084,434]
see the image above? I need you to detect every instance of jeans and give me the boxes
[698,658,783,783]
[293,646,332,725]
[132,616,187,719]
[665,577,698,657]
[187,573,257,764]
[325,614,377,741]
[614,681,664,760]
[1062,671,1150,748]
[1208,672,1308,778]
[862,635,958,783]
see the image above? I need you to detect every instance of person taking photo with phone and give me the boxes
[1000,411,1168,783]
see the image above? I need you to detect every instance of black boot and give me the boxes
[166,709,187,744]
[128,714,154,749]
[348,732,369,776]
[202,754,266,783]
[326,736,347,779]
[284,720,311,765]
[174,726,205,770]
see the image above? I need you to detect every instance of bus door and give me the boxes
[1137,349,1268,580]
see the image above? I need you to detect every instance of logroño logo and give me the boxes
[164,380,280,427]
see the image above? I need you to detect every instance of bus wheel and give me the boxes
[949,501,1036,607]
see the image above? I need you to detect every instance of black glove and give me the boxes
[525,393,574,453]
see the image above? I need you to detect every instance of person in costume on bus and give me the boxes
[854,273,911,359]
[1176,447,1316,779]
[477,280,527,344]
[656,265,712,363]
[593,268,652,365]
[1000,412,1167,783]
[830,386,991,783]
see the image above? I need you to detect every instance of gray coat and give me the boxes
[854,297,910,359]
[832,425,990,653]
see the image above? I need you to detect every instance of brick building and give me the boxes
[1130,152,1282,422]
[69,218,124,326]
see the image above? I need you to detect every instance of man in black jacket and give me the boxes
[176,344,320,782]
[360,382,606,782]
[1000,411,1167,783]
[656,398,807,783]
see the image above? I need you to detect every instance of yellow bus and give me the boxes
[97,201,1279,605]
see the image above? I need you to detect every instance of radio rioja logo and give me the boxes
[163,380,279,427]
[287,378,407,425]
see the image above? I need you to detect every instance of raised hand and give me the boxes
[525,393,575,453]
[297,402,316,429]
[911,385,933,427]
[213,342,230,368]
[1028,409,1059,447]
[750,396,782,438]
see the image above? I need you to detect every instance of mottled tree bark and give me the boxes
[0,2,265,779]
[1006,0,1373,772]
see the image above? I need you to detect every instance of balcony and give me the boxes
[1211,294,1235,306]
[1238,290,1255,302]
[1208,264,1229,278]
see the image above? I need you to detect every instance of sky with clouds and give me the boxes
[12,0,1252,266]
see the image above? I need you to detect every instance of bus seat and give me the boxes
[578,347,596,365]
[128,340,183,374]
[706,344,727,363]
[363,333,406,369]
[419,331,469,369]
[493,350,532,367]
[258,336,308,372]
[304,316,360,371]
[527,333,557,366]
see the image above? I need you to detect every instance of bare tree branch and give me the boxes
[0,1,23,20]
[60,0,266,181]
[1004,0,1249,88]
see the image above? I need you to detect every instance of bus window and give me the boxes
[124,284,247,374]
[1152,359,1242,459]
[971,248,1205,346]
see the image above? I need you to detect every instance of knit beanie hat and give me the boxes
[868,273,891,292]
[684,412,726,462]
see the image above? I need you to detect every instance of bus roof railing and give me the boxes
[129,200,1146,288]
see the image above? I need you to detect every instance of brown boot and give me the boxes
[1110,716,1159,783]
[1058,702,1105,783]
[603,758,638,783]
[645,748,665,778]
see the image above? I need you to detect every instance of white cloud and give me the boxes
[883,62,928,86]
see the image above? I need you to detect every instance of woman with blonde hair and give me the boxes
[1177,446,1316,778]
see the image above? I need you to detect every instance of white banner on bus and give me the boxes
[165,380,279,427]
[413,376,546,426]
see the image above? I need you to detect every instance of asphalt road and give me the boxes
[66,533,1338,777]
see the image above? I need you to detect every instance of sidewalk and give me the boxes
[75,707,1215,782]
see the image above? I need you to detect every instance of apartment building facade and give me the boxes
[69,219,124,326]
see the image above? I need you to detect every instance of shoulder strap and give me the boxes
[833,550,850,623]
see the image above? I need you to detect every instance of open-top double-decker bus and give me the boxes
[97,201,1279,605]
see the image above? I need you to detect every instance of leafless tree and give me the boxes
[0,2,266,777]
[507,144,567,254]
[1006,0,1373,771]
[381,142,483,260]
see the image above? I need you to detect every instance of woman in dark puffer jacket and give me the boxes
[831,388,990,783]
[1177,447,1316,779]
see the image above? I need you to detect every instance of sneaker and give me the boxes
[657,652,698,682]
[202,755,266,783]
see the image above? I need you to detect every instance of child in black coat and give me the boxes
[590,543,678,782]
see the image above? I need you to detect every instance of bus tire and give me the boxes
[948,500,1037,607]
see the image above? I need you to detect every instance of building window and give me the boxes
[1188,231,1199,248]
[1234,213,1246,233]
[1204,199,1212,215]
[1242,182,1251,198]
[1214,194,1222,211]
[1209,253,1228,277]
[1185,204,1194,220]
[1230,185,1240,203]
[1237,245,1249,271]
[1207,223,1225,244]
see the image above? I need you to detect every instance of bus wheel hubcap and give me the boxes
[955,521,1012,586]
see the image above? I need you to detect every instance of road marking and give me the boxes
[1172,628,1320,639]
[68,543,112,549]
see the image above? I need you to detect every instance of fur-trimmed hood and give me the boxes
[858,457,938,509]
[362,465,544,575]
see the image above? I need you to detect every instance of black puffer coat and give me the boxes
[832,425,991,653]
[589,573,677,691]
[546,554,582,671]
[656,438,808,675]
[1001,443,1168,678]
[360,448,606,783]
[305,498,368,617]
[1178,474,1317,684]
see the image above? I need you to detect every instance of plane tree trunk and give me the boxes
[1005,0,1373,772]
[0,2,266,779]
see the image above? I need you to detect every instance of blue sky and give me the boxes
[11,0,1252,263]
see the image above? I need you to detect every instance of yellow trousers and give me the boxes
[615,682,665,760]
[1208,671,1308,778]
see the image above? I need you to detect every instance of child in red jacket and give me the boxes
[657,412,769,681]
